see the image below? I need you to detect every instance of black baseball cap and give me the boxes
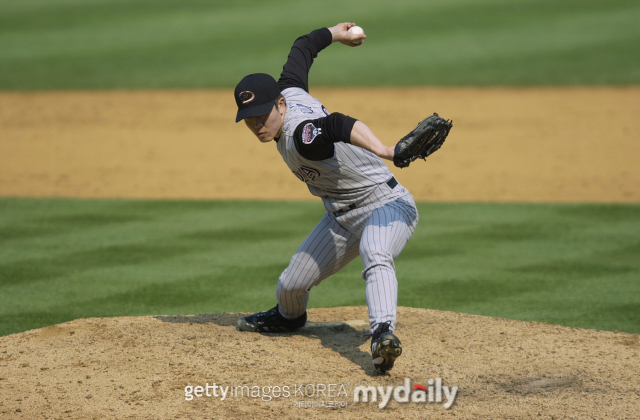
[234,73,281,123]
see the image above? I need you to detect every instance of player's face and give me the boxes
[244,100,285,143]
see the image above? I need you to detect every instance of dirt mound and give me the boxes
[1,306,638,419]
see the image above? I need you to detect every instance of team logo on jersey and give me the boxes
[239,91,255,104]
[302,123,322,144]
[295,103,314,114]
[292,166,320,182]
[322,105,330,116]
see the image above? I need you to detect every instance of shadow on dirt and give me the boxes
[155,314,378,376]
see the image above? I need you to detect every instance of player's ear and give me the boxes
[276,95,286,114]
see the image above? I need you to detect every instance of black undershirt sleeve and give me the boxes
[293,113,357,161]
[277,28,333,92]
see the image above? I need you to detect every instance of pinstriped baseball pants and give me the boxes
[276,194,418,333]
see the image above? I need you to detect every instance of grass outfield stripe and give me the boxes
[1,198,638,336]
[1,0,639,88]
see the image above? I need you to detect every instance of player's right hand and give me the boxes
[328,22,366,47]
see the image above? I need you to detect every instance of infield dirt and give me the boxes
[1,306,639,419]
[1,87,639,202]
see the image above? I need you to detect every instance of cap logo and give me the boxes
[239,91,255,104]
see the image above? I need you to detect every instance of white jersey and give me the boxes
[277,87,394,213]
[238,27,420,341]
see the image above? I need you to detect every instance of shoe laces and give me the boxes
[371,321,392,341]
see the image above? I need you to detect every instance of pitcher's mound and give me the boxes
[1,306,638,419]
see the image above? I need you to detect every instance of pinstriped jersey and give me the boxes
[277,87,393,213]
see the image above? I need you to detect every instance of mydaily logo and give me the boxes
[353,378,458,409]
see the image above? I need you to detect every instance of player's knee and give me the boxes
[361,261,395,281]
[361,263,397,282]
[277,272,310,296]
[360,244,394,265]
[360,245,394,277]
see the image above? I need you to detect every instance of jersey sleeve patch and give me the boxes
[302,123,322,144]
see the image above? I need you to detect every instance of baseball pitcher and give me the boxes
[233,22,452,373]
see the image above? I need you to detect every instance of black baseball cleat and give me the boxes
[370,321,402,373]
[236,305,307,332]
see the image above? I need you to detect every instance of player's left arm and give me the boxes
[293,113,356,160]
[349,121,395,161]
[293,115,394,161]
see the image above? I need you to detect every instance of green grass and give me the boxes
[1,198,639,336]
[1,0,639,89]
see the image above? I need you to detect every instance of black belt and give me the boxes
[334,177,397,215]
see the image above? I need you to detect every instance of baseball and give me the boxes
[348,26,364,45]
